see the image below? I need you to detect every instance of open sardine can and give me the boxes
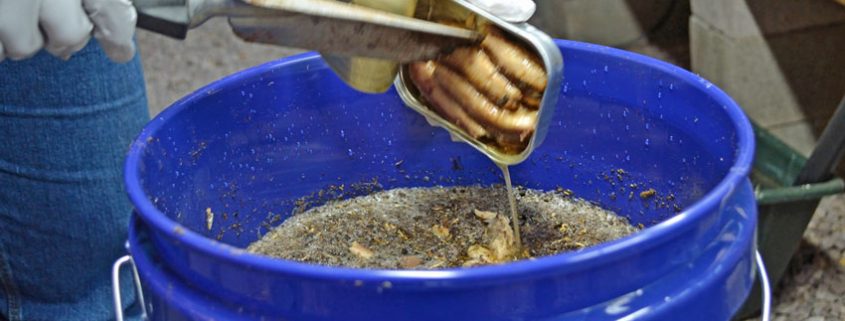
[394,0,563,165]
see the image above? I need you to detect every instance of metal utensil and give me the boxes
[133,0,479,92]
[315,0,422,93]
[394,0,564,165]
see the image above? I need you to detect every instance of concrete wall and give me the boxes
[531,0,676,46]
[530,0,693,69]
[690,0,845,156]
[530,0,845,156]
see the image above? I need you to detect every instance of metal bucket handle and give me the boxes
[110,250,772,320]
[112,255,148,321]
[756,250,772,321]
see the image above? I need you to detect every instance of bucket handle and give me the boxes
[756,250,772,321]
[107,252,770,321]
[112,255,148,321]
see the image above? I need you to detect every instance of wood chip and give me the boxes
[205,207,214,230]
[558,223,569,233]
[432,224,451,240]
[473,209,497,221]
[428,260,445,269]
[485,214,516,261]
[464,244,494,266]
[639,188,657,199]
[349,242,374,260]
[399,255,423,269]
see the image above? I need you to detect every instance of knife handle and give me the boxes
[133,0,249,39]
[133,0,191,39]
[137,8,190,39]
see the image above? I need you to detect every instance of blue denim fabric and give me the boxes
[0,40,149,321]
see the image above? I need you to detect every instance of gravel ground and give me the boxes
[137,19,302,116]
[136,18,844,320]
[747,194,845,321]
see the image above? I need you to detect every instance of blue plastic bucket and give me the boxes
[124,40,757,321]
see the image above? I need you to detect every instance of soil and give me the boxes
[247,185,638,269]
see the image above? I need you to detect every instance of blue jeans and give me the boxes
[0,40,149,320]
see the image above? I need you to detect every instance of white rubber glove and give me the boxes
[467,0,536,23]
[0,0,137,63]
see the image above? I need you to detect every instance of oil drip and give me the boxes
[497,163,522,250]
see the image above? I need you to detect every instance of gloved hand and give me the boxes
[467,0,536,23]
[0,0,137,63]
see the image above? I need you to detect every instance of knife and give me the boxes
[134,0,480,62]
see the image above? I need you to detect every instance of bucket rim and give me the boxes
[124,39,755,283]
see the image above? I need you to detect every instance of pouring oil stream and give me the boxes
[497,163,522,250]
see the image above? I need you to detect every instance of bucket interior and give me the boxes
[132,43,744,249]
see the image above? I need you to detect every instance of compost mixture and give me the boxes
[248,185,638,269]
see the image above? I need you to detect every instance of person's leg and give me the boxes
[0,39,149,321]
